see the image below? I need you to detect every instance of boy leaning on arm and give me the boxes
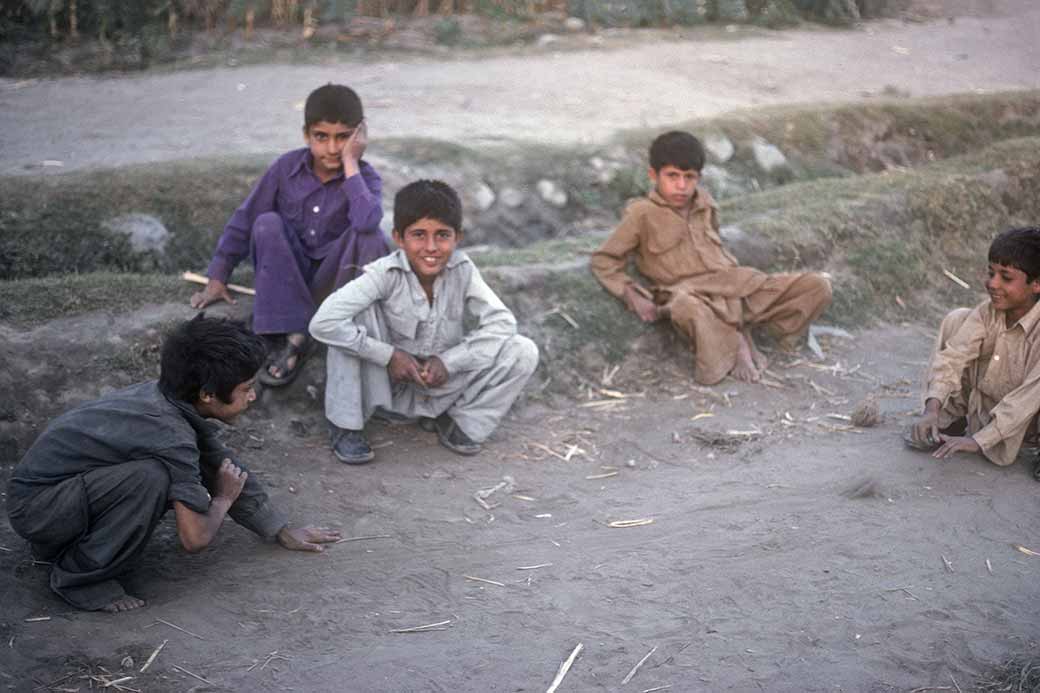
[190,83,390,388]
[907,227,1040,475]
[309,179,540,464]
[6,315,340,613]
[590,130,832,385]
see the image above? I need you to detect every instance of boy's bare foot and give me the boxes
[731,332,763,383]
[102,595,146,613]
[745,330,769,371]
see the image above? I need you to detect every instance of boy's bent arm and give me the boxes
[590,210,643,299]
[309,270,395,366]
[206,160,281,284]
[342,162,383,233]
[924,305,988,408]
[970,366,1040,466]
[438,265,517,375]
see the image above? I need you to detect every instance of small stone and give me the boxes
[751,138,789,172]
[564,16,586,32]
[499,187,526,208]
[121,656,134,669]
[704,134,735,162]
[101,214,170,254]
[306,385,319,401]
[625,459,636,468]
[535,179,568,208]
[671,432,681,444]
[589,156,606,171]
[536,33,560,47]
[473,182,496,211]
[288,485,297,494]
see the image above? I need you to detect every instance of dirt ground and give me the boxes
[0,0,1038,176]
[3,2,1040,691]
[2,303,1039,692]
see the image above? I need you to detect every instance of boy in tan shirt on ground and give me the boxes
[591,131,832,385]
[908,227,1040,473]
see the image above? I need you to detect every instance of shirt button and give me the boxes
[313,206,320,213]
[309,229,316,236]
[993,354,1000,361]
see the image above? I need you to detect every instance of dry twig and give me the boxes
[139,640,167,673]
[150,618,206,640]
[390,619,452,634]
[621,646,657,685]
[464,575,505,587]
[545,642,583,693]
[171,664,214,685]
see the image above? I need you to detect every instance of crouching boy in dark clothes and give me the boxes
[6,315,341,612]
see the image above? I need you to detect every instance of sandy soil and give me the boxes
[2,311,1039,692]
[3,3,1040,691]
[0,1,1038,176]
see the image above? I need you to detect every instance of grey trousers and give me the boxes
[325,319,539,443]
[8,460,170,610]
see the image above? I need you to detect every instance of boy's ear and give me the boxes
[647,166,658,184]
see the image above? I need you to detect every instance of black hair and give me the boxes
[989,227,1040,282]
[159,314,266,404]
[304,84,364,130]
[393,179,463,235]
[649,131,706,172]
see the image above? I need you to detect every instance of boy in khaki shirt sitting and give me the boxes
[909,227,1040,473]
[591,131,832,385]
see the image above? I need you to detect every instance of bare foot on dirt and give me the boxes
[731,333,763,383]
[745,330,769,371]
[102,595,146,613]
[267,332,308,381]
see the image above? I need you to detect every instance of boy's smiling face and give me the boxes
[986,262,1040,322]
[649,164,700,210]
[393,216,460,287]
[304,120,356,180]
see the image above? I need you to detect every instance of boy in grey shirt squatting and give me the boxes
[310,180,539,463]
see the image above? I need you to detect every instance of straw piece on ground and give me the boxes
[941,554,954,572]
[621,646,657,685]
[608,519,654,528]
[545,642,583,693]
[24,616,51,623]
[1013,543,1040,557]
[334,534,392,544]
[390,619,452,633]
[464,575,505,587]
[585,471,618,480]
[641,686,672,693]
[171,664,214,685]
[517,563,553,570]
[139,640,167,673]
[152,618,206,640]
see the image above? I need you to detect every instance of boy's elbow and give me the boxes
[178,530,211,554]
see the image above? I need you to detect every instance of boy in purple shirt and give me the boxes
[191,84,390,386]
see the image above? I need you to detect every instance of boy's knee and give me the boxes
[810,272,833,302]
[125,460,171,497]
[252,213,287,246]
[504,335,539,376]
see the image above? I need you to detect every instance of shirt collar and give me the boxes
[1010,297,1040,333]
[162,387,220,437]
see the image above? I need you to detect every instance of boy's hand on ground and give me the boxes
[190,279,235,309]
[623,284,658,323]
[342,120,367,176]
[276,526,342,553]
[388,349,425,384]
[214,459,247,503]
[933,435,981,459]
[911,399,942,447]
[420,356,448,388]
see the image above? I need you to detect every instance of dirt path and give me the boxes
[1,0,1038,176]
[2,317,1039,691]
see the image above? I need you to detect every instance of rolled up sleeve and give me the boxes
[310,269,396,366]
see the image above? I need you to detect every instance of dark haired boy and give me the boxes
[191,83,389,387]
[591,130,832,385]
[908,227,1040,471]
[310,179,539,463]
[6,315,340,612]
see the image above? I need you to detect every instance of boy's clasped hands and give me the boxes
[389,349,448,388]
